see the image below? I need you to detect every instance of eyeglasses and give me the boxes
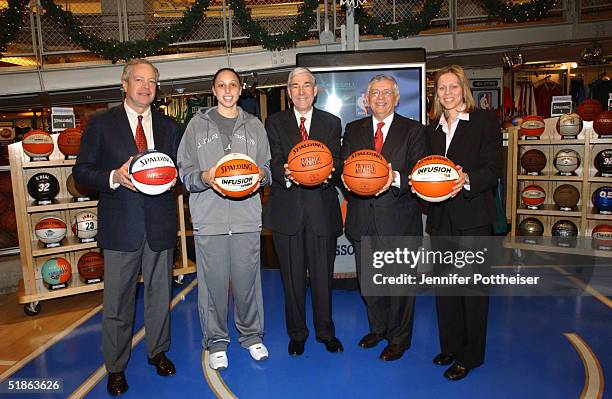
[369,89,394,98]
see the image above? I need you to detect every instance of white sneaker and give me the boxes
[248,343,269,361]
[208,351,228,370]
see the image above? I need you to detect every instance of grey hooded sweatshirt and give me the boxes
[177,107,271,235]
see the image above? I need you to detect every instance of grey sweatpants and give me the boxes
[195,232,264,353]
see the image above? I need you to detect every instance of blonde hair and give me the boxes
[431,65,475,120]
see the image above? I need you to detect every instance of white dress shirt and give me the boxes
[109,102,155,189]
[293,107,313,133]
[438,110,471,190]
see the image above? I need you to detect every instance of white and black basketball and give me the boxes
[27,173,60,203]
[594,149,612,176]
[72,211,98,240]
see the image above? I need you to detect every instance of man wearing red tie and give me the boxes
[73,59,180,396]
[341,74,427,361]
[264,67,344,356]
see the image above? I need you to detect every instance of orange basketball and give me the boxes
[576,99,603,122]
[22,130,54,158]
[593,111,612,136]
[287,140,333,186]
[57,128,82,156]
[213,153,260,198]
[77,252,104,280]
[342,150,389,196]
[520,115,545,137]
[410,155,459,202]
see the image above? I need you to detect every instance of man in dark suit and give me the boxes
[73,59,180,396]
[264,67,344,356]
[341,74,427,361]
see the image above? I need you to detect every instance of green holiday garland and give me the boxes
[354,0,444,40]
[229,0,319,51]
[478,0,556,23]
[39,0,211,62]
[0,0,29,54]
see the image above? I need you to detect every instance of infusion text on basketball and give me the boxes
[415,165,453,177]
[372,248,487,269]
[220,176,254,187]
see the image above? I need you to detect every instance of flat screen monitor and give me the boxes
[309,63,426,131]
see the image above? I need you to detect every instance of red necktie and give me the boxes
[135,115,148,152]
[374,121,384,153]
[299,117,308,141]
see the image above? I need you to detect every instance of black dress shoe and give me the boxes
[379,344,406,361]
[358,333,384,349]
[147,353,176,376]
[444,363,469,381]
[433,352,455,366]
[107,371,128,396]
[316,337,344,353]
[288,339,305,356]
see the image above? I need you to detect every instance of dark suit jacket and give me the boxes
[264,107,343,236]
[425,109,503,232]
[73,105,180,252]
[340,113,427,241]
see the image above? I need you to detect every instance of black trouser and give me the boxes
[273,220,337,341]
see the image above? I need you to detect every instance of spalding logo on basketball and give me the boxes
[27,172,60,203]
[521,184,545,207]
[72,210,98,239]
[287,140,333,186]
[214,153,259,198]
[592,186,612,213]
[593,111,612,136]
[520,115,545,137]
[129,150,177,196]
[22,130,54,158]
[77,252,104,280]
[556,113,583,137]
[34,216,67,244]
[554,149,580,174]
[57,128,83,157]
[41,257,72,286]
[411,155,459,202]
[342,150,389,196]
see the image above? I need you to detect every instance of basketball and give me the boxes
[521,184,546,207]
[77,252,104,280]
[41,257,72,286]
[594,149,612,175]
[518,218,544,236]
[342,150,389,196]
[592,186,612,212]
[576,99,603,122]
[520,149,547,174]
[410,155,460,202]
[287,140,333,186]
[553,149,580,174]
[213,153,260,198]
[66,174,97,198]
[552,220,578,237]
[57,128,82,156]
[34,216,67,244]
[27,172,60,202]
[22,130,54,158]
[556,113,583,137]
[71,211,98,240]
[593,111,612,136]
[520,115,545,137]
[129,150,177,196]
[553,184,580,208]
[592,224,612,247]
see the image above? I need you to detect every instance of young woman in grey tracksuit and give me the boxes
[177,68,271,370]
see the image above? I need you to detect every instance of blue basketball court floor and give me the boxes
[0,268,609,398]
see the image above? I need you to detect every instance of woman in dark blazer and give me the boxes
[424,65,503,381]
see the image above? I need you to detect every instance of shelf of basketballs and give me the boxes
[509,101,612,256]
[8,129,195,314]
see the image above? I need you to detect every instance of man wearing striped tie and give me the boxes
[73,59,180,396]
[340,74,427,362]
[264,67,344,356]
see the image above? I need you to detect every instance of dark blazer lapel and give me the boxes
[430,119,446,156]
[445,118,468,159]
[285,108,302,147]
[151,110,166,152]
[117,105,139,156]
[360,116,375,151]
[381,113,403,159]
[309,108,323,141]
